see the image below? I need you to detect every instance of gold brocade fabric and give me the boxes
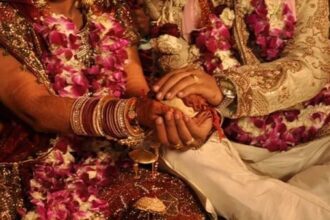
[146,0,330,117]
[107,0,141,46]
[144,0,330,136]
[0,2,54,94]
[0,164,23,220]
[215,0,330,118]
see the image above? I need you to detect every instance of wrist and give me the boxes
[209,88,223,106]
[214,76,236,115]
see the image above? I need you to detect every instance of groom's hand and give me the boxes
[152,67,223,106]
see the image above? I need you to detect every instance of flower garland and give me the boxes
[150,0,296,74]
[34,12,129,98]
[245,0,296,60]
[225,83,330,151]
[192,9,239,73]
[23,10,131,220]
[24,145,113,220]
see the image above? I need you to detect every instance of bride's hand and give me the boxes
[155,110,213,150]
[135,97,171,128]
[152,68,223,106]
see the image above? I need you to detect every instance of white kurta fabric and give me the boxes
[162,134,330,220]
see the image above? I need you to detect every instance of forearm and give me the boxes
[124,47,150,97]
[21,95,73,133]
[216,56,329,118]
[0,77,73,133]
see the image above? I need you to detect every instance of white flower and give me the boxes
[44,147,75,166]
[188,45,201,63]
[31,191,45,201]
[22,212,40,220]
[90,14,114,39]
[240,0,254,14]
[152,34,188,54]
[30,179,41,189]
[237,105,330,137]
[265,0,285,29]
[220,8,235,27]
[211,0,224,7]
[215,50,239,70]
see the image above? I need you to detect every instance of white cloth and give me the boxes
[162,134,330,220]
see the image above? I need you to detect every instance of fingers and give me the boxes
[166,76,197,99]
[136,98,173,128]
[173,111,193,145]
[178,84,207,99]
[154,108,213,151]
[184,114,206,139]
[155,72,193,100]
[191,112,213,143]
[155,111,195,150]
[151,100,171,115]
[194,111,212,125]
[164,111,182,147]
[155,117,169,146]
[153,67,191,91]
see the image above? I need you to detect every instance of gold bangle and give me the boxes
[70,97,88,135]
[93,96,110,137]
[117,98,145,147]
[117,99,129,138]
[124,98,144,137]
[185,138,196,146]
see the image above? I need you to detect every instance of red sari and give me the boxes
[0,1,206,219]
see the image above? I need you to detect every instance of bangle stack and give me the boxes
[70,97,145,147]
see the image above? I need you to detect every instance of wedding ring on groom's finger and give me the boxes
[191,74,199,82]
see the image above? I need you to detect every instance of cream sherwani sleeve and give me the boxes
[217,0,330,118]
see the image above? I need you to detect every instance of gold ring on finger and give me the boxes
[185,138,195,146]
[191,74,199,82]
[192,140,203,150]
[173,143,183,149]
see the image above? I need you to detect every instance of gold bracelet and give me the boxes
[92,97,109,137]
[124,98,144,137]
[70,97,89,135]
[118,98,145,147]
[114,99,128,138]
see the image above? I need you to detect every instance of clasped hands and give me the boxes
[136,67,223,150]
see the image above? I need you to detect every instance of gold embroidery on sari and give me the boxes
[110,0,141,45]
[0,163,24,220]
[0,2,55,94]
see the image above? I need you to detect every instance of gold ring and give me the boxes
[185,138,195,146]
[191,74,199,82]
[173,143,182,149]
